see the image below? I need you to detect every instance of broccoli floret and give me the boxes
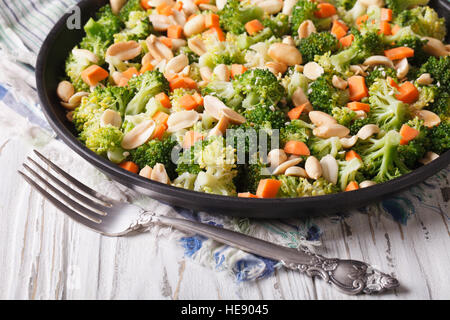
[125,71,170,115]
[177,136,238,196]
[332,107,356,126]
[337,0,357,10]
[172,172,198,190]
[337,158,363,191]
[262,13,291,37]
[237,156,271,193]
[119,0,144,22]
[298,32,338,63]
[410,85,437,110]
[280,119,314,145]
[385,0,429,15]
[234,68,286,109]
[235,28,274,50]
[177,139,209,175]
[308,74,349,113]
[309,136,343,159]
[368,79,409,131]
[65,50,92,92]
[429,122,450,154]
[199,34,245,68]
[291,0,332,35]
[397,118,431,168]
[218,0,263,35]
[73,86,130,132]
[84,125,125,163]
[80,5,122,61]
[420,56,450,91]
[114,11,151,42]
[356,130,410,183]
[426,88,449,120]
[276,176,339,197]
[318,30,383,73]
[395,6,446,40]
[243,104,286,130]
[396,37,429,67]
[349,117,371,135]
[202,80,243,111]
[365,66,397,87]
[281,68,309,102]
[131,138,179,179]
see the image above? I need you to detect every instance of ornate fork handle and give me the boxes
[138,213,399,295]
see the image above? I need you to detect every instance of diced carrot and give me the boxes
[156,3,173,15]
[193,92,204,106]
[391,24,401,35]
[231,64,247,79]
[153,123,168,140]
[345,150,362,161]
[379,21,391,35]
[380,8,393,22]
[347,101,370,113]
[348,76,368,101]
[245,19,264,36]
[238,192,259,198]
[331,20,348,39]
[140,62,154,74]
[81,65,109,87]
[339,34,354,47]
[396,81,419,104]
[152,111,169,126]
[179,94,199,110]
[174,1,183,11]
[140,0,151,10]
[169,77,198,91]
[284,140,310,156]
[399,124,419,145]
[345,181,359,192]
[314,3,336,18]
[183,130,204,149]
[387,76,399,89]
[167,25,183,39]
[122,67,139,80]
[194,0,210,4]
[256,179,282,198]
[287,103,307,120]
[165,72,179,82]
[356,14,369,27]
[119,161,139,174]
[211,26,226,41]
[205,13,220,29]
[159,37,173,48]
[384,47,414,60]
[155,92,172,109]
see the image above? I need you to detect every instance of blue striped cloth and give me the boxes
[0,0,449,282]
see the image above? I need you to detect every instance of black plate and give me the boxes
[36,0,450,218]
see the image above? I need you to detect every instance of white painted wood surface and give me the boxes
[0,109,449,300]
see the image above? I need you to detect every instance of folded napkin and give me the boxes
[0,0,448,282]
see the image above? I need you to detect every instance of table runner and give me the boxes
[0,0,448,282]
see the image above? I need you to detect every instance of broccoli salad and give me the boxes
[58,0,450,198]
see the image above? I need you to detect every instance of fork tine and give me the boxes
[27,157,110,213]
[22,164,104,221]
[33,150,117,204]
[18,171,103,232]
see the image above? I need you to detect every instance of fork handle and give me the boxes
[151,215,399,295]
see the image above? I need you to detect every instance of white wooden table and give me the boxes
[0,108,449,300]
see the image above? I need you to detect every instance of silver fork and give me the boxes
[19,150,400,295]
